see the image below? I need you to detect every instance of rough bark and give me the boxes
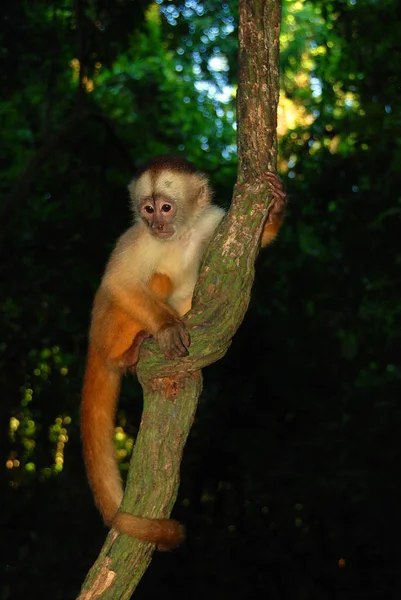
[78,0,283,597]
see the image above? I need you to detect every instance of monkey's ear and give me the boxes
[196,181,213,207]
[127,178,136,199]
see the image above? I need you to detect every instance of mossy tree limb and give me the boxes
[78,0,283,597]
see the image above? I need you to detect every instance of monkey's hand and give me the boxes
[155,321,191,359]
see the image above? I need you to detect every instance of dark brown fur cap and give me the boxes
[135,154,200,177]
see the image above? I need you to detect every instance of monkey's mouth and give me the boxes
[151,229,175,239]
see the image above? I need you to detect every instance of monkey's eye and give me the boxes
[161,204,171,213]
[144,205,154,214]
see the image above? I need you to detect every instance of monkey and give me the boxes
[81,155,287,550]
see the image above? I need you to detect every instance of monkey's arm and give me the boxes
[261,172,287,247]
[102,234,178,330]
[99,274,190,361]
[106,283,177,333]
[117,272,190,367]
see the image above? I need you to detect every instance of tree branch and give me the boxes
[237,0,282,180]
[78,1,283,597]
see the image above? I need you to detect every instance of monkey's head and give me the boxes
[128,155,212,240]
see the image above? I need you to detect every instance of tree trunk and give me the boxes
[78,0,283,597]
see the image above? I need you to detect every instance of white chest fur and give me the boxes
[104,204,225,315]
[141,204,224,310]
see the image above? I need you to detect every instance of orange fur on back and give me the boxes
[81,274,185,549]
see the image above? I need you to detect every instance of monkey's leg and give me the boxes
[120,273,179,367]
[119,272,188,368]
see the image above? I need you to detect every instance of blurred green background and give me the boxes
[1,1,400,598]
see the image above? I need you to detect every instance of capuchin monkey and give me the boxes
[81,155,286,549]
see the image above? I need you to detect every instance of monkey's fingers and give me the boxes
[176,321,191,349]
[156,322,191,359]
[165,323,191,358]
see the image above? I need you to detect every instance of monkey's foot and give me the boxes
[265,171,287,202]
[121,331,151,368]
[265,171,287,224]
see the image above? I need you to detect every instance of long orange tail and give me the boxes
[80,345,184,549]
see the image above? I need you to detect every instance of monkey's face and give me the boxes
[139,197,178,240]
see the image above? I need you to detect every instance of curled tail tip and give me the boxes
[112,512,185,550]
[156,519,185,551]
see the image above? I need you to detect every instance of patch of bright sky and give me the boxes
[157,0,235,104]
[310,76,322,98]
[155,2,238,159]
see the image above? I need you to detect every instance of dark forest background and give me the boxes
[1,0,401,598]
